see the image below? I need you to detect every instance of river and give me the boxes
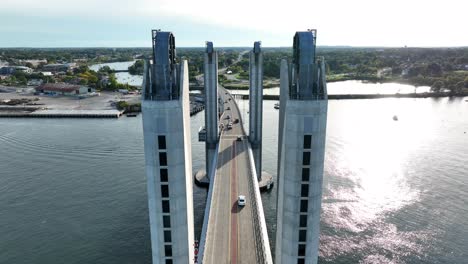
[90,61,142,87]
[89,61,432,95]
[1,93,467,263]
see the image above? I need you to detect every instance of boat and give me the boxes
[274,103,280,109]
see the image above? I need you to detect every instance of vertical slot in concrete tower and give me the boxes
[142,30,194,264]
[275,30,328,264]
[204,42,219,179]
[249,41,263,180]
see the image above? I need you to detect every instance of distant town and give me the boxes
[0,47,467,117]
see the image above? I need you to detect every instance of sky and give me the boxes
[0,0,467,47]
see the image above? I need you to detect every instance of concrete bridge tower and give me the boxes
[204,42,219,179]
[142,30,194,264]
[275,30,328,264]
[249,41,263,180]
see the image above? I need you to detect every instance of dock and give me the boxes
[0,109,123,118]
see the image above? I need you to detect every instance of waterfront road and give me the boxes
[203,88,258,264]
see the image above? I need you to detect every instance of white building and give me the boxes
[27,79,43,86]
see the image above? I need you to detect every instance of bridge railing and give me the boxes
[198,140,221,263]
[246,143,274,264]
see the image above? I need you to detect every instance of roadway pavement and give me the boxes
[203,88,258,264]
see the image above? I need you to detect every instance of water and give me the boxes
[90,61,143,86]
[1,95,468,263]
[229,80,431,96]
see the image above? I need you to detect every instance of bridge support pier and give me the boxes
[204,42,219,180]
[249,42,263,180]
[142,30,194,264]
[276,30,328,264]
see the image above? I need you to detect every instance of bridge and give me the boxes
[142,29,327,264]
[199,87,272,264]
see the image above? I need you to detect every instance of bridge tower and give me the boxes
[275,30,328,264]
[204,42,219,179]
[142,30,194,264]
[249,41,263,180]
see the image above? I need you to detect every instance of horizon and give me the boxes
[1,45,468,49]
[0,0,467,48]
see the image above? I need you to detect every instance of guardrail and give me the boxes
[198,139,221,263]
[246,137,274,264]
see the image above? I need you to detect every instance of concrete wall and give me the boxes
[276,61,328,264]
[142,61,194,264]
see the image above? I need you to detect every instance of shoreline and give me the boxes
[232,92,468,100]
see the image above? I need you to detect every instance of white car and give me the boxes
[238,195,246,206]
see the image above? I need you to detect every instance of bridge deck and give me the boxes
[203,89,258,264]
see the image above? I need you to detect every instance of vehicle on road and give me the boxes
[225,115,231,120]
[233,118,239,124]
[238,195,246,206]
[237,136,243,141]
[226,107,230,110]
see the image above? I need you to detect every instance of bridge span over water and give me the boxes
[142,29,327,264]
[199,87,272,264]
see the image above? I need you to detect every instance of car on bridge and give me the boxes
[238,195,246,206]
[237,136,243,141]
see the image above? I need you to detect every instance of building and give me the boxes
[377,67,392,78]
[0,66,33,75]
[35,83,94,96]
[27,79,43,86]
[42,63,76,73]
[40,72,53,77]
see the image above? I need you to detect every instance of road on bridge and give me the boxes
[203,87,258,264]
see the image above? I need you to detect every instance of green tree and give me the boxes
[431,80,444,92]
[128,60,144,75]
